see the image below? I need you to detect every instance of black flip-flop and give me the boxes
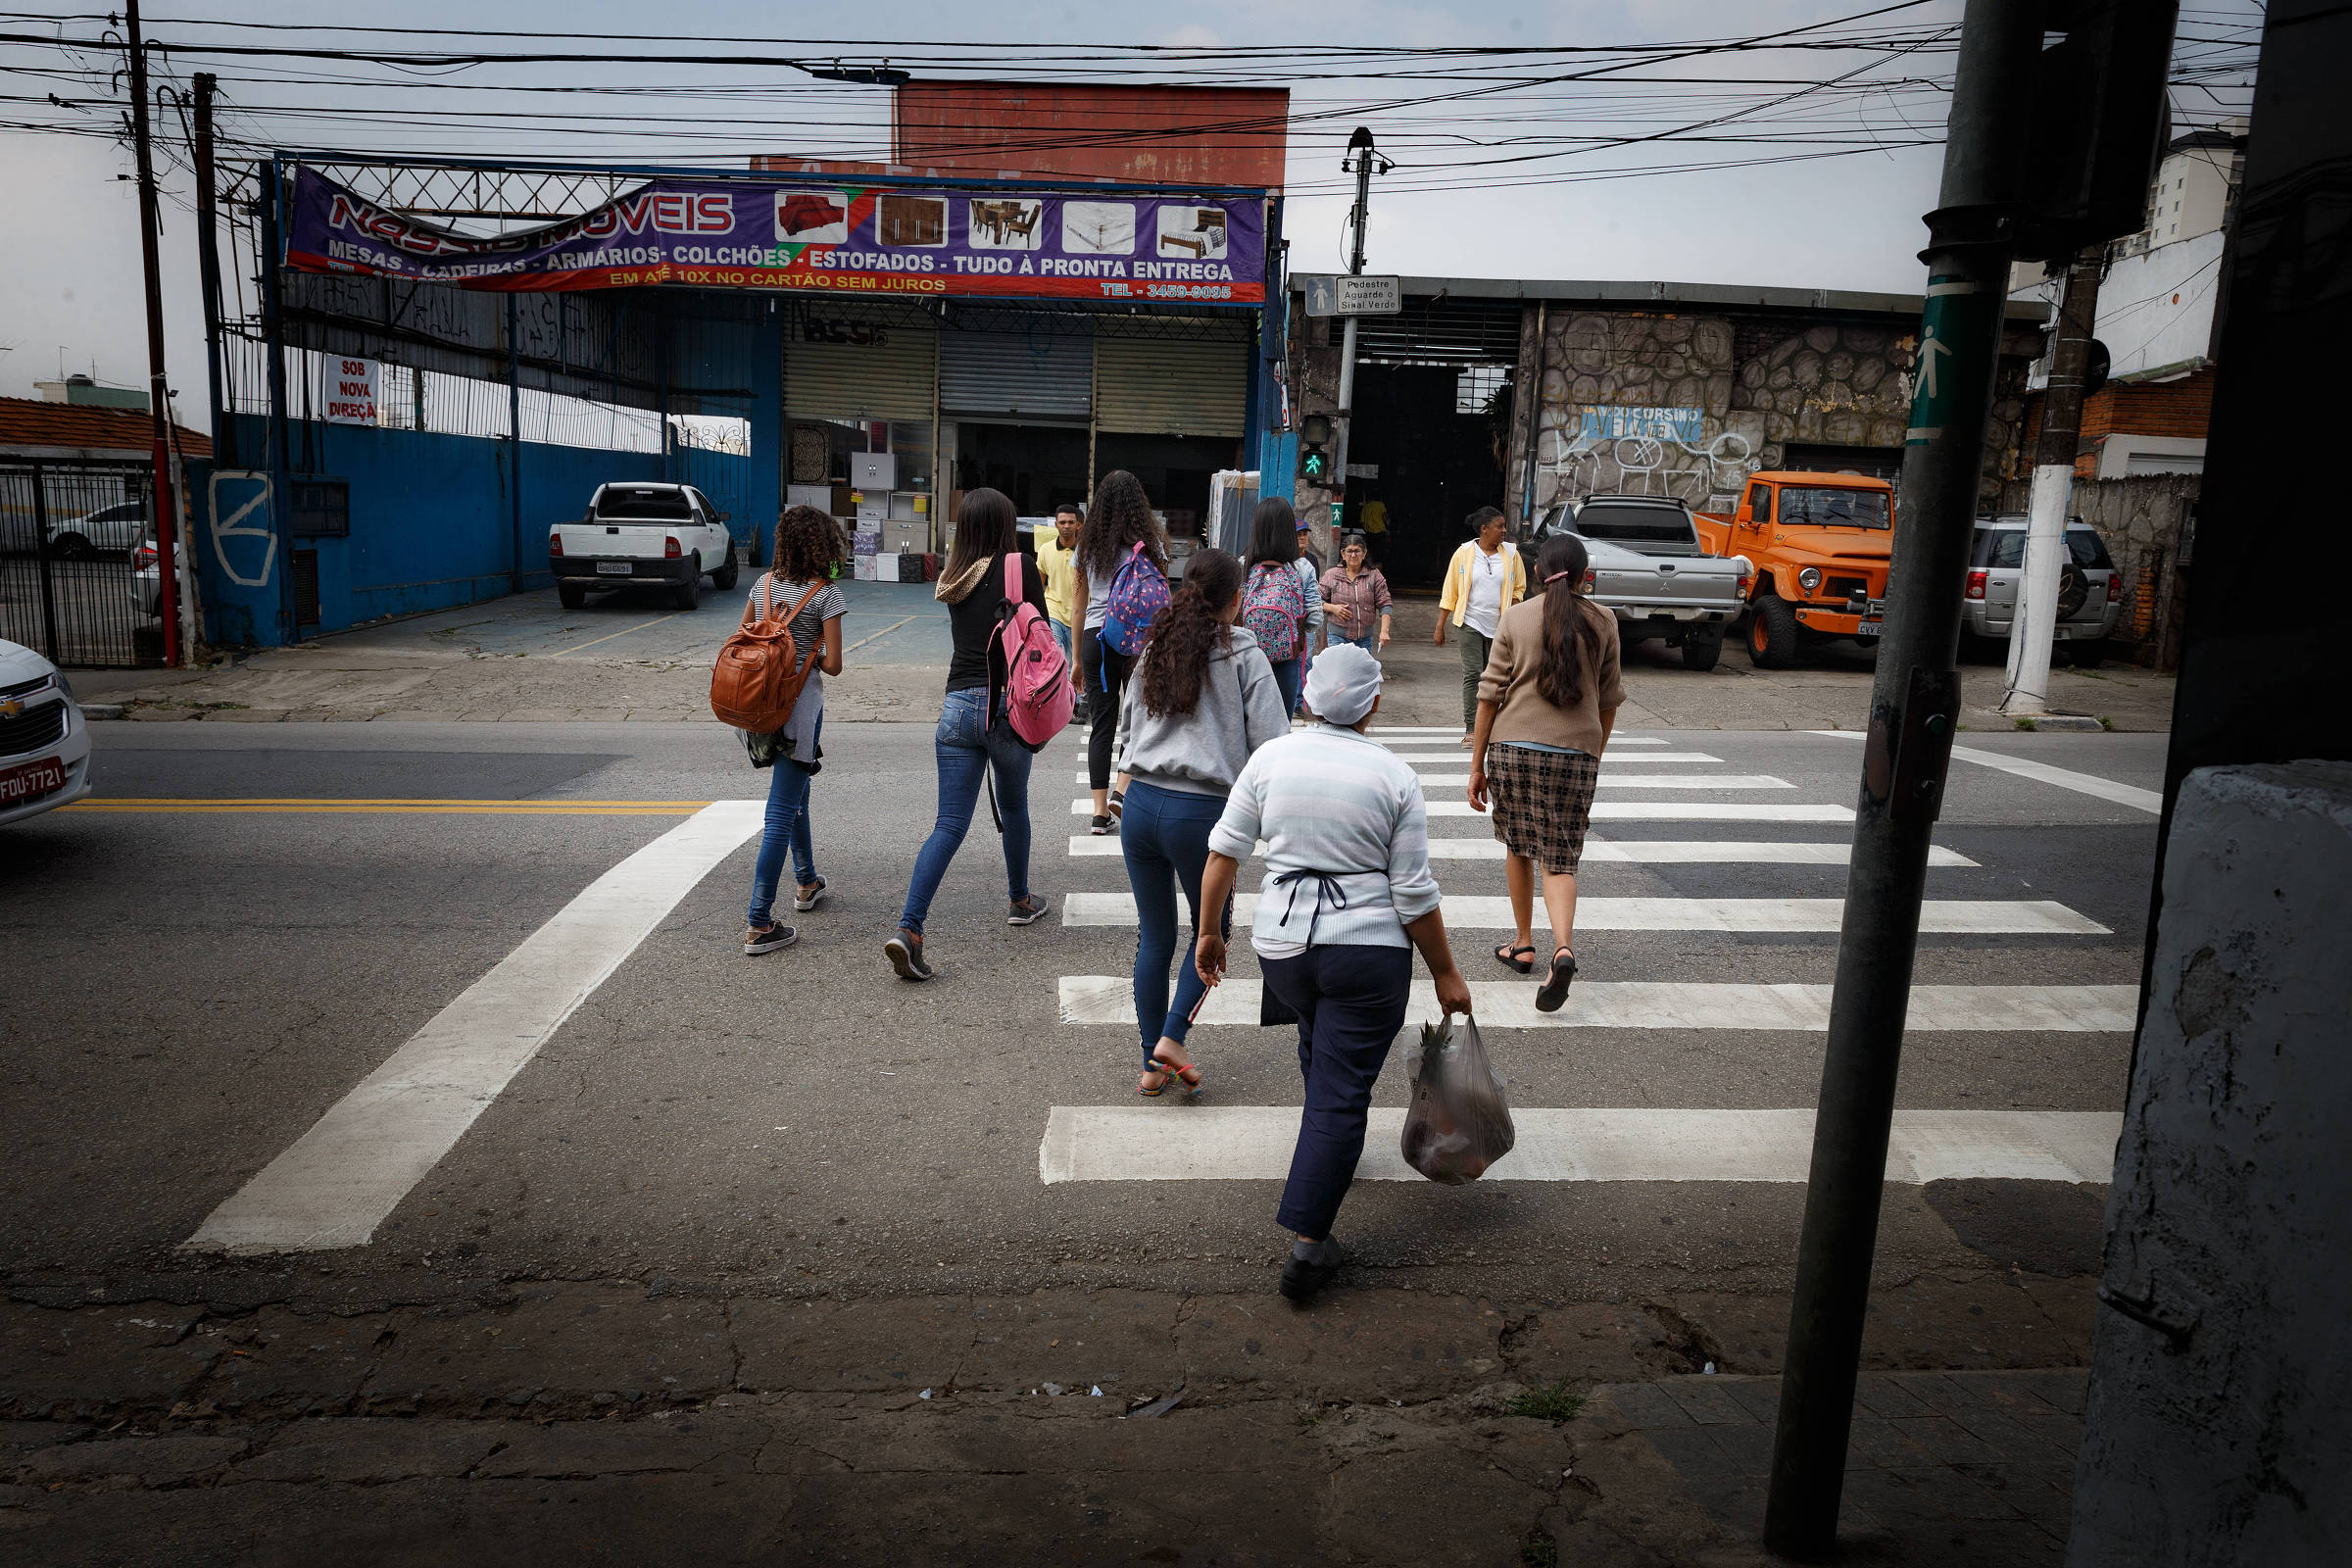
[1535,947,1579,1013]
[1493,943,1536,974]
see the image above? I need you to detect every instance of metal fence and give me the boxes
[0,460,162,668]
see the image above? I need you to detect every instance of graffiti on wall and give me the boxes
[1539,405,1762,510]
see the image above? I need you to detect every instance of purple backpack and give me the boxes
[1101,541,1170,657]
[1242,562,1304,661]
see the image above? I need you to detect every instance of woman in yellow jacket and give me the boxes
[1432,507,1528,744]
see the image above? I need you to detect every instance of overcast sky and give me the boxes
[0,1,2261,407]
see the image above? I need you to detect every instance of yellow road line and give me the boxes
[843,613,919,655]
[64,798,713,815]
[550,612,680,658]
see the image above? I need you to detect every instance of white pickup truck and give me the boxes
[549,482,739,611]
[1530,494,1752,670]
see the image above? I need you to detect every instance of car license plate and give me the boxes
[1854,621,1884,638]
[0,755,68,805]
[596,561,632,576]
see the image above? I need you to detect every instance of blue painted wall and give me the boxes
[193,414,688,647]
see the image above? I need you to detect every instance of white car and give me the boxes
[0,639,92,828]
[548,482,739,611]
[47,500,149,560]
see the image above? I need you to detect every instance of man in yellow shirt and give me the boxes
[1036,500,1084,712]
[1434,506,1527,743]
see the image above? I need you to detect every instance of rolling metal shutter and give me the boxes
[1093,321,1250,437]
[784,309,938,422]
[940,329,1093,419]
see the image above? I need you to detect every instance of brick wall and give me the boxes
[2016,365,2217,477]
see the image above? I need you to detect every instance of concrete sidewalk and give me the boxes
[2,1269,2096,1565]
[74,589,2175,734]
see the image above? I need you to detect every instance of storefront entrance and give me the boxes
[1340,364,1508,590]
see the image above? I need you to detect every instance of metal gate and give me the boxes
[0,460,162,668]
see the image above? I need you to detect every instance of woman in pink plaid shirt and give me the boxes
[1318,533,1394,659]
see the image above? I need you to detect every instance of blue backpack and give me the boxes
[1101,541,1170,658]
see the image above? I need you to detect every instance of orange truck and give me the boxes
[1694,471,1896,668]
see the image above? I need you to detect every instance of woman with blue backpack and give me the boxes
[1070,469,1169,837]
[1243,497,1314,717]
[1113,547,1290,1096]
[885,488,1060,983]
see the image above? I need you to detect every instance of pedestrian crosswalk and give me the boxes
[1043,724,2132,1190]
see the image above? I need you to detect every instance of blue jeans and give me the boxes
[746,714,821,928]
[1051,617,1072,662]
[1119,780,1233,1066]
[898,686,1034,935]
[1334,631,1379,657]
[1262,943,1413,1240]
[1268,655,1302,717]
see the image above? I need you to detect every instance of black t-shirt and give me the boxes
[946,552,1050,694]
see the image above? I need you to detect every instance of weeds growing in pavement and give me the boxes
[1521,1529,1561,1567]
[1508,1379,1585,1422]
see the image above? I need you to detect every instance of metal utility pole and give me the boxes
[192,73,228,470]
[1331,126,1389,510]
[1762,0,2038,1554]
[125,0,182,666]
[2002,246,2105,714]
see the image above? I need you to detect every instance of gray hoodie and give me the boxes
[1116,625,1291,797]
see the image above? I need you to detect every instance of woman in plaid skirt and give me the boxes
[1465,533,1625,1011]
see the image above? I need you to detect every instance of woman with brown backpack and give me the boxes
[739,505,848,956]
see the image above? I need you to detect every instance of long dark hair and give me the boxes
[1248,496,1299,568]
[944,487,1017,582]
[1078,469,1164,580]
[1139,548,1245,718]
[1535,533,1604,710]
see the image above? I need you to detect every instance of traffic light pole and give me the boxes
[1330,128,1382,514]
[1761,0,2037,1554]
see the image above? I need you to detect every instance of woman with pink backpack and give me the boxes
[885,488,1059,983]
[1242,497,1314,717]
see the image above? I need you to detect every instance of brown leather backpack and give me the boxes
[710,574,825,732]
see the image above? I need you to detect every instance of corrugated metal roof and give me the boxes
[1294,273,2052,324]
[0,397,213,459]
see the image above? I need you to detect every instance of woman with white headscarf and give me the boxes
[1194,643,1472,1302]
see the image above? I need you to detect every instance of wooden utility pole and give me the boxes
[125,0,182,665]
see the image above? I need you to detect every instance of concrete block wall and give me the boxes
[2070,760,2352,1565]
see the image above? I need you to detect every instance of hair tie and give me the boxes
[1544,569,1575,585]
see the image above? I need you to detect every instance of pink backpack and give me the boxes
[991,552,1075,752]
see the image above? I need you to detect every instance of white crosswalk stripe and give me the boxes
[1059,893,2108,934]
[1079,770,1786,789]
[1039,1107,2125,1185]
[1055,976,2136,1031]
[1071,797,1853,820]
[1064,836,1976,866]
[1383,750,1719,762]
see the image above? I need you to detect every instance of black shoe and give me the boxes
[1090,813,1115,836]
[1279,1238,1346,1302]
[884,930,932,982]
[1535,947,1579,1013]
[743,923,798,956]
[1006,894,1049,926]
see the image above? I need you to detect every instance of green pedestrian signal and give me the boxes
[1298,413,1335,488]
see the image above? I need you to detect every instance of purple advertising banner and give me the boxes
[285,166,1267,305]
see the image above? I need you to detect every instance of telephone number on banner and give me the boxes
[1097,281,1239,302]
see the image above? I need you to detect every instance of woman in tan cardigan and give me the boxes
[1466,533,1625,1011]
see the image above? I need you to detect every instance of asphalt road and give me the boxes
[1,718,2164,1309]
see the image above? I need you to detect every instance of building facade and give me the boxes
[1282,275,2045,588]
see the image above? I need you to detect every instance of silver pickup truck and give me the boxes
[1530,494,1751,670]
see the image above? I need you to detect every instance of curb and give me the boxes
[79,703,125,721]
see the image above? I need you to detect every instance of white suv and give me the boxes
[0,639,92,828]
[549,482,739,611]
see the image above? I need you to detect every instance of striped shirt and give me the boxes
[1209,723,1443,957]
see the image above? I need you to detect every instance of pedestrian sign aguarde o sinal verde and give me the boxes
[283,166,1268,303]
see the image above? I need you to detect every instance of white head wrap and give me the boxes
[1301,642,1383,726]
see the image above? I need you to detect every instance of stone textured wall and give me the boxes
[1505,311,2034,517]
